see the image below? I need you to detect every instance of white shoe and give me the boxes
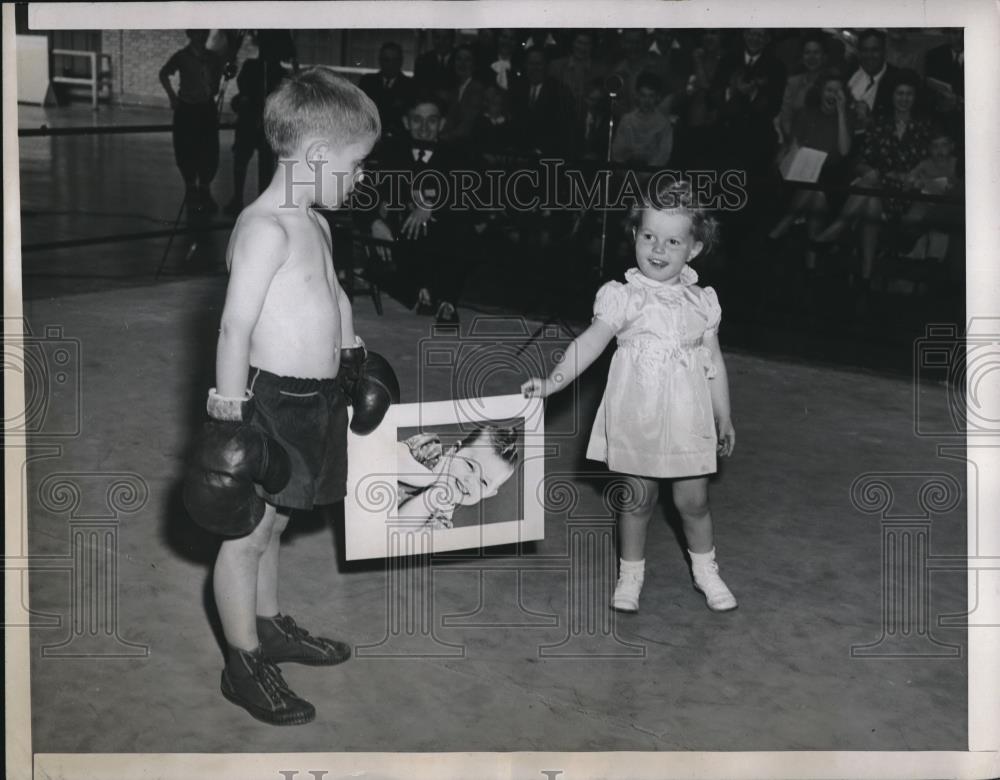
[690,552,738,612]
[611,560,645,613]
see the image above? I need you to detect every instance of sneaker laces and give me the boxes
[275,614,313,643]
[246,652,293,699]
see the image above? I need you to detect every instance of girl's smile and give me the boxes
[634,209,704,284]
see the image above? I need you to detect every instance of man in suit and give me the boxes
[368,93,476,323]
[725,28,787,119]
[359,41,414,145]
[510,47,572,156]
[440,45,486,147]
[547,30,607,123]
[923,28,964,150]
[480,28,523,91]
[413,29,457,98]
[923,28,964,97]
[846,29,900,135]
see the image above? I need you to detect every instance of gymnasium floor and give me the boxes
[18,104,968,753]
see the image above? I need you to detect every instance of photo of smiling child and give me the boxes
[396,424,521,529]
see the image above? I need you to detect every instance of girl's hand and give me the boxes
[716,417,736,457]
[521,377,551,399]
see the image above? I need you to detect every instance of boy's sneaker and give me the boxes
[221,645,315,726]
[257,613,351,666]
[690,553,738,612]
[610,559,645,613]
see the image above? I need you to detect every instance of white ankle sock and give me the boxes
[688,548,716,568]
[620,557,645,573]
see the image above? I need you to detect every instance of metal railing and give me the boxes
[52,48,113,109]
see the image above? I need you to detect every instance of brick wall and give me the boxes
[102,29,188,107]
[98,29,423,107]
[100,29,253,107]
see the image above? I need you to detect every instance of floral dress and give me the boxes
[861,115,933,217]
[586,266,722,478]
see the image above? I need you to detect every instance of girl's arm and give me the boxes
[521,319,616,398]
[703,332,735,457]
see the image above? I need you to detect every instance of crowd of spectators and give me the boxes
[214,28,964,323]
[347,27,965,322]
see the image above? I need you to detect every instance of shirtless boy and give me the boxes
[184,68,397,725]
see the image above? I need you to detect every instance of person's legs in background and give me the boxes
[196,103,221,214]
[172,103,200,208]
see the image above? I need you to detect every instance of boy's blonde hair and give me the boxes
[264,66,381,157]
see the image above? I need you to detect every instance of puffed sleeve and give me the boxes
[592,281,627,332]
[701,286,722,337]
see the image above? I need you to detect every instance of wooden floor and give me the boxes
[15,103,971,759]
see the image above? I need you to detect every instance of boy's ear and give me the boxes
[437,116,447,133]
[304,139,330,167]
[690,240,705,260]
[402,116,411,133]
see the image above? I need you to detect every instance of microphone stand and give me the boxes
[597,87,618,280]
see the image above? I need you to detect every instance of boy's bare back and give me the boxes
[226,200,343,380]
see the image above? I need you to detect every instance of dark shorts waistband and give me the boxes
[248,366,341,395]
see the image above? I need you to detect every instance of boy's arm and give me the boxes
[317,215,358,348]
[337,281,357,347]
[216,217,289,397]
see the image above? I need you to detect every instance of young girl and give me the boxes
[521,179,736,613]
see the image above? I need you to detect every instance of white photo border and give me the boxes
[345,394,545,560]
[6,1,999,779]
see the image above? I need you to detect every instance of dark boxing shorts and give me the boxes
[248,367,348,510]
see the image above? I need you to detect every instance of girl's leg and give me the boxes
[618,475,660,561]
[611,475,659,613]
[673,477,737,611]
[673,475,713,553]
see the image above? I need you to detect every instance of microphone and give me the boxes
[604,74,624,98]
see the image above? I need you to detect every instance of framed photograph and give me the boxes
[345,394,545,559]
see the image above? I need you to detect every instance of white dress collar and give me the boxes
[625,265,699,289]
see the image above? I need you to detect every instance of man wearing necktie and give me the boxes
[359,42,414,144]
[366,94,476,323]
[511,47,572,156]
[413,29,457,97]
[846,29,900,133]
[728,28,786,119]
[485,28,522,91]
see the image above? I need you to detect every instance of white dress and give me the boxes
[585,266,722,478]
